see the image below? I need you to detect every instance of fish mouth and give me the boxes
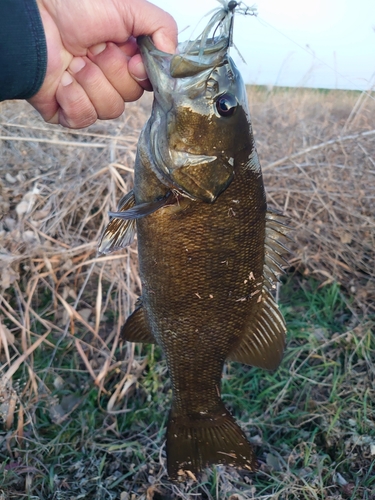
[138,1,256,83]
[138,20,231,83]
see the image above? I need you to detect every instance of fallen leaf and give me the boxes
[336,472,348,486]
[340,232,352,244]
[5,173,16,184]
[53,375,64,390]
[0,323,15,344]
[23,230,37,243]
[16,201,29,216]
[77,308,92,322]
[0,266,19,290]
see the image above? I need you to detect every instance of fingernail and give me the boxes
[69,57,86,74]
[61,71,74,87]
[46,111,59,125]
[90,42,107,56]
[132,61,148,82]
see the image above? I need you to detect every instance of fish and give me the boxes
[98,1,289,480]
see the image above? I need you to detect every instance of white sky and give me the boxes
[153,0,375,90]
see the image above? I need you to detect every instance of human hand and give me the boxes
[29,0,177,128]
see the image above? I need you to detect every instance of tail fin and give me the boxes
[166,405,257,480]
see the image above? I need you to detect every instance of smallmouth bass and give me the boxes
[99,1,289,480]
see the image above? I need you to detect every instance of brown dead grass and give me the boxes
[0,97,148,433]
[249,87,375,313]
[0,87,374,497]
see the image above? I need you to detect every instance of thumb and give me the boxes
[126,0,178,53]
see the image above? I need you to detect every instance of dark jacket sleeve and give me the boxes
[0,0,47,101]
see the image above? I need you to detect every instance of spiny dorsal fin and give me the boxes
[228,288,286,370]
[121,300,156,344]
[228,209,291,370]
[98,190,136,254]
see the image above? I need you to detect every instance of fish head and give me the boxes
[139,14,254,203]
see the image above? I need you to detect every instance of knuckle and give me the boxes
[98,97,124,120]
[62,103,97,129]
[120,81,144,102]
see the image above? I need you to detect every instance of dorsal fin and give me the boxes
[121,299,156,344]
[98,190,136,254]
[228,209,291,370]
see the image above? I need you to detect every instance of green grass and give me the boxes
[1,277,374,499]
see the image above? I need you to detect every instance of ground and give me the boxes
[0,87,374,499]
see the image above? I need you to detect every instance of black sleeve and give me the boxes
[0,0,47,101]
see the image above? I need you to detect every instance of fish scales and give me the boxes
[99,1,288,480]
[137,163,265,401]
[136,135,266,404]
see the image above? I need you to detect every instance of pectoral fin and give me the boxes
[108,191,173,220]
[98,190,136,254]
[121,300,156,344]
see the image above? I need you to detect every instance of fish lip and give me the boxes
[137,35,171,58]
[138,30,231,82]
[137,31,230,59]
[138,3,241,83]
[137,36,174,90]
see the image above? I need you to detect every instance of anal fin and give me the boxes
[121,299,156,344]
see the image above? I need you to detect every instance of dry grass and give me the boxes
[250,87,375,312]
[0,87,374,499]
[0,96,147,432]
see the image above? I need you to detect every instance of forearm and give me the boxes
[0,0,47,101]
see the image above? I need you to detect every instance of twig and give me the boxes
[263,129,375,171]
[0,135,131,150]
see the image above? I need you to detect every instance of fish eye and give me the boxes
[215,93,237,117]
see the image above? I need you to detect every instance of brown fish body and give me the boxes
[135,130,266,458]
[99,13,288,478]
[128,118,285,476]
